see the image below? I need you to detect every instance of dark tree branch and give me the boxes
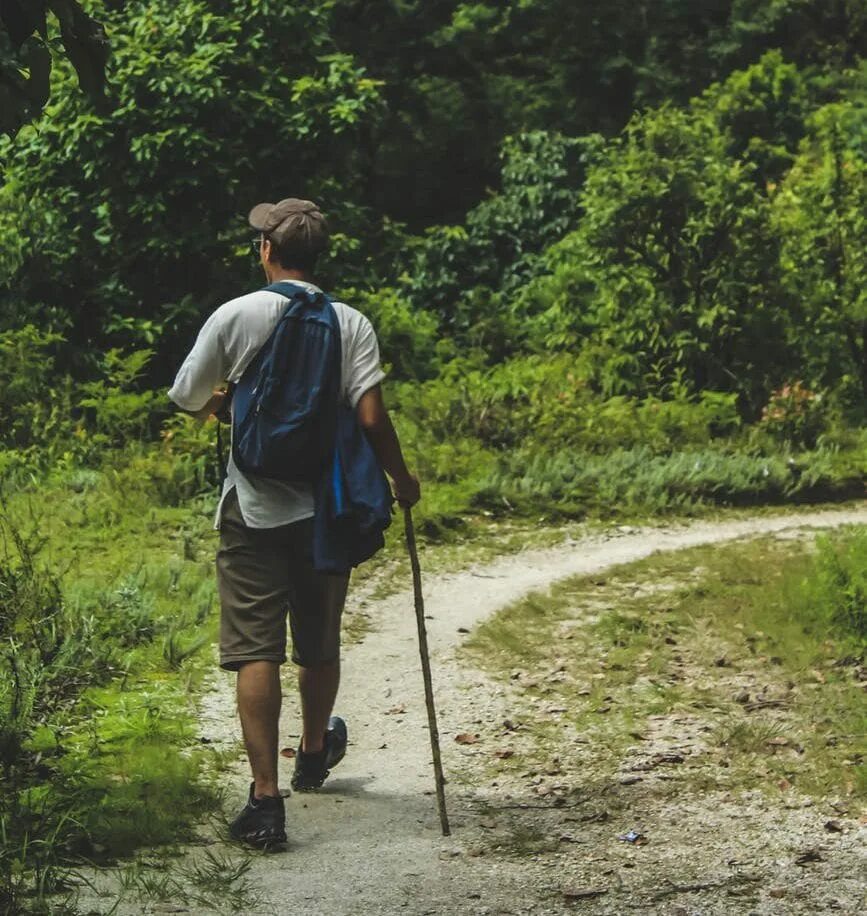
[0,0,108,135]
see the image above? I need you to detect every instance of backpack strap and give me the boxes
[261,280,341,368]
[263,280,325,301]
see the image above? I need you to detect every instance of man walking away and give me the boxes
[168,198,420,847]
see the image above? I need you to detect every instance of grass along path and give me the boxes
[77,502,867,915]
[461,528,866,914]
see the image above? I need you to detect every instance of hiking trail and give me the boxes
[156,507,867,914]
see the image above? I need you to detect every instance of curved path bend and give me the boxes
[194,505,867,916]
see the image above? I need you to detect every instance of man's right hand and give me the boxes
[356,386,420,507]
[392,473,421,508]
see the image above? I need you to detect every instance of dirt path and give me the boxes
[192,506,867,916]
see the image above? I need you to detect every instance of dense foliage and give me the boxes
[0,3,864,521]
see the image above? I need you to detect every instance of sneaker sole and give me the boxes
[230,826,288,849]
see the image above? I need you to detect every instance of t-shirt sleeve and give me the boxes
[167,310,228,411]
[345,314,386,407]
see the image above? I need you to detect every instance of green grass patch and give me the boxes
[463,526,867,802]
[0,474,225,913]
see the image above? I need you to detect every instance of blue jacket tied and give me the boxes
[314,402,394,574]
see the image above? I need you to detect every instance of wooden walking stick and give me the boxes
[403,506,451,837]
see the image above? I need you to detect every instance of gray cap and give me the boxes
[248,197,328,251]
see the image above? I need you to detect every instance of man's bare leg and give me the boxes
[237,660,281,797]
[298,659,340,753]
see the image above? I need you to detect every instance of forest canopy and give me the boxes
[0,0,864,513]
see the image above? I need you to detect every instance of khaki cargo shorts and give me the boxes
[216,488,349,670]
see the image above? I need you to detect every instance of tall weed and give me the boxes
[794,529,867,643]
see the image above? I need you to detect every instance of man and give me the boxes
[168,198,420,847]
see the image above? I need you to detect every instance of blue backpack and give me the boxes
[231,281,341,482]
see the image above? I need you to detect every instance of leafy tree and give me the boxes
[699,50,811,184]
[774,98,867,404]
[1,0,865,403]
[404,131,603,336]
[329,1,866,224]
[0,0,108,135]
[525,104,789,406]
[717,0,867,74]
[0,0,385,375]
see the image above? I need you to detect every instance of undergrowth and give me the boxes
[476,444,866,520]
[0,499,220,915]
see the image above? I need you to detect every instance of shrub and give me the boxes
[404,131,604,337]
[133,412,222,505]
[790,528,867,644]
[699,50,810,184]
[392,355,741,453]
[520,103,789,406]
[476,445,863,519]
[758,381,826,447]
[78,349,165,446]
[0,326,75,453]
[773,98,867,407]
[341,286,439,380]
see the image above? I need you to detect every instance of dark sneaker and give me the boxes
[229,783,287,848]
[290,716,348,791]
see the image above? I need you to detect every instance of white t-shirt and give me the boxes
[168,280,385,528]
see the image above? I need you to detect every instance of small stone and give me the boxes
[455,733,479,745]
[768,888,787,899]
[795,848,823,866]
